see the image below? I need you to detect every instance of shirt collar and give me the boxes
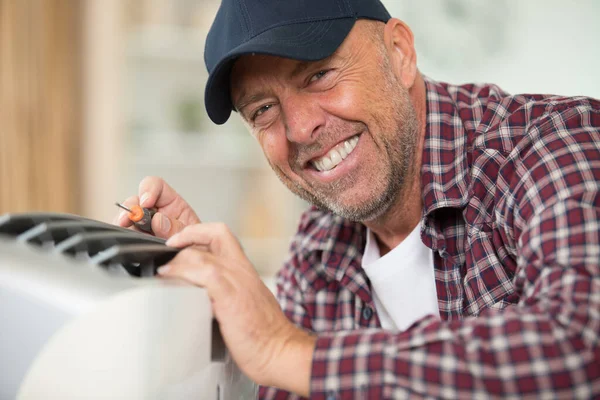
[293,209,373,303]
[294,208,366,280]
[420,76,471,216]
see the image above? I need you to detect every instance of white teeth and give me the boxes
[312,135,359,172]
[321,157,334,171]
[329,149,342,165]
[338,146,348,159]
[344,141,353,154]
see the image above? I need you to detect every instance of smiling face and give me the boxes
[230,20,420,222]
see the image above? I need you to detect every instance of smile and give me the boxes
[311,135,360,172]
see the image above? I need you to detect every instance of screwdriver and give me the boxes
[115,202,157,233]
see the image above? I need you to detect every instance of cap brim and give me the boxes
[205,18,356,125]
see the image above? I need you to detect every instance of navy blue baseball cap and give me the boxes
[204,0,391,125]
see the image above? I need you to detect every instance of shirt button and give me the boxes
[362,306,373,320]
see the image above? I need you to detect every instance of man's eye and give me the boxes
[251,104,273,121]
[309,70,330,83]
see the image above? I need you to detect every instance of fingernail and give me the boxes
[157,265,170,275]
[165,233,180,247]
[159,213,171,233]
[165,235,176,246]
[140,192,150,206]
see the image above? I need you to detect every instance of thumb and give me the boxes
[151,212,186,239]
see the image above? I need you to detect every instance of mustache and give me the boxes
[289,121,365,168]
[291,142,325,166]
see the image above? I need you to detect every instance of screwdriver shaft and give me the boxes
[115,202,132,213]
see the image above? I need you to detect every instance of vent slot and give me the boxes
[0,212,179,278]
[0,213,86,235]
[91,244,179,277]
[17,220,123,245]
[54,231,165,256]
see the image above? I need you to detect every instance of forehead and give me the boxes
[229,54,329,110]
[228,55,295,108]
[230,49,352,106]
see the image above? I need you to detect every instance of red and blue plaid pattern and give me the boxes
[260,77,600,399]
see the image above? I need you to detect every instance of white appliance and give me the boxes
[0,213,256,399]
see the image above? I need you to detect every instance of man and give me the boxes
[116,0,600,398]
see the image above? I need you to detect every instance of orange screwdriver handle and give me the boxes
[128,205,157,233]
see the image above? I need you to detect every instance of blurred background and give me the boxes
[0,0,599,281]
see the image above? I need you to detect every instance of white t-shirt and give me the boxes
[362,223,440,332]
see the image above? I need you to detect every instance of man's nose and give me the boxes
[282,94,325,144]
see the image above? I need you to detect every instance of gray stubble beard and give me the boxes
[272,88,420,223]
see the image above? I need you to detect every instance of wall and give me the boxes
[383,0,600,98]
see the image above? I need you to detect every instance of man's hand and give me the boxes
[113,176,201,239]
[159,223,315,397]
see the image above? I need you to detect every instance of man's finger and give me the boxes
[158,251,232,299]
[151,212,187,239]
[166,223,239,255]
[166,224,211,248]
[138,176,180,208]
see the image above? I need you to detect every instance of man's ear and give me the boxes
[383,18,417,89]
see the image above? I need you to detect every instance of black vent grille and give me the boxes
[0,212,179,277]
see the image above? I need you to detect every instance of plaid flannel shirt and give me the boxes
[260,76,600,399]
